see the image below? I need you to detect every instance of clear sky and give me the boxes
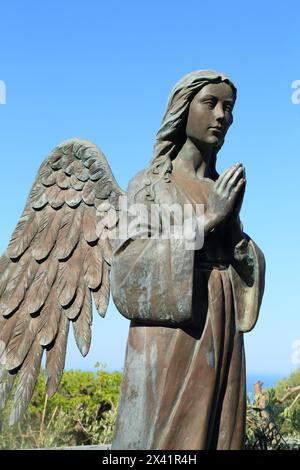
[0,0,299,377]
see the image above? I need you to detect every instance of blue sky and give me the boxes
[0,0,299,377]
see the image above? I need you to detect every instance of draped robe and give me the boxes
[110,169,265,450]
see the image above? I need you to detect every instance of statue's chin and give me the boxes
[213,136,225,149]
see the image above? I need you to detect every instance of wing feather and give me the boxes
[84,244,103,290]
[9,339,43,425]
[92,261,110,317]
[72,285,92,357]
[40,168,57,186]
[32,208,62,261]
[56,169,70,189]
[46,184,66,209]
[70,175,85,190]
[0,314,19,347]
[37,290,61,347]
[45,314,69,397]
[5,312,42,370]
[56,204,83,260]
[63,278,85,320]
[7,209,39,259]
[0,254,13,297]
[83,205,98,243]
[0,368,16,411]
[26,257,58,314]
[102,236,113,265]
[65,188,82,207]
[31,185,48,210]
[0,254,39,317]
[82,180,96,205]
[57,243,82,307]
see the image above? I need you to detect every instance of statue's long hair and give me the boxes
[142,70,237,201]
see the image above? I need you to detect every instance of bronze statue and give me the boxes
[0,70,265,450]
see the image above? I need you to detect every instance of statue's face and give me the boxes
[186,82,235,148]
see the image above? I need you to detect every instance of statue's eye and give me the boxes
[203,99,215,108]
[224,103,233,112]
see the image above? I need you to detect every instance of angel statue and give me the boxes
[0,70,265,450]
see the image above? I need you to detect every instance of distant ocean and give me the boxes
[246,373,285,397]
[80,369,286,398]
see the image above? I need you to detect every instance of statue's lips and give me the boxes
[209,126,223,132]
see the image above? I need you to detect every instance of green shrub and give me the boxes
[0,364,122,449]
[2,366,300,449]
[246,369,300,449]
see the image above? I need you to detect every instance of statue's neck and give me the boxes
[172,138,216,179]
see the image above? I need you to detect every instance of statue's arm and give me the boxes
[229,231,266,332]
[111,172,194,325]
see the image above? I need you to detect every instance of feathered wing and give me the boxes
[0,138,124,424]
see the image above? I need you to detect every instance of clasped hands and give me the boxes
[205,163,246,234]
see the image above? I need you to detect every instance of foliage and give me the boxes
[0,364,122,449]
[273,369,300,437]
[246,390,289,449]
[2,366,300,449]
[246,369,300,449]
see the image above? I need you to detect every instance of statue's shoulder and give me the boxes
[128,168,147,190]
[126,168,148,202]
[127,167,176,204]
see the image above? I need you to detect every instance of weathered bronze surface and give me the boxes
[0,70,265,450]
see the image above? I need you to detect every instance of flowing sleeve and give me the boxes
[110,172,195,325]
[229,236,265,332]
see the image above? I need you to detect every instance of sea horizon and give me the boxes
[64,366,288,397]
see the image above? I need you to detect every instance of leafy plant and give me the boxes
[0,364,122,449]
[246,370,300,449]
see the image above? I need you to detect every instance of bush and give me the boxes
[246,370,300,449]
[0,363,122,449]
[2,366,300,449]
[273,369,300,438]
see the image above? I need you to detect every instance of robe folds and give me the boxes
[110,169,265,450]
